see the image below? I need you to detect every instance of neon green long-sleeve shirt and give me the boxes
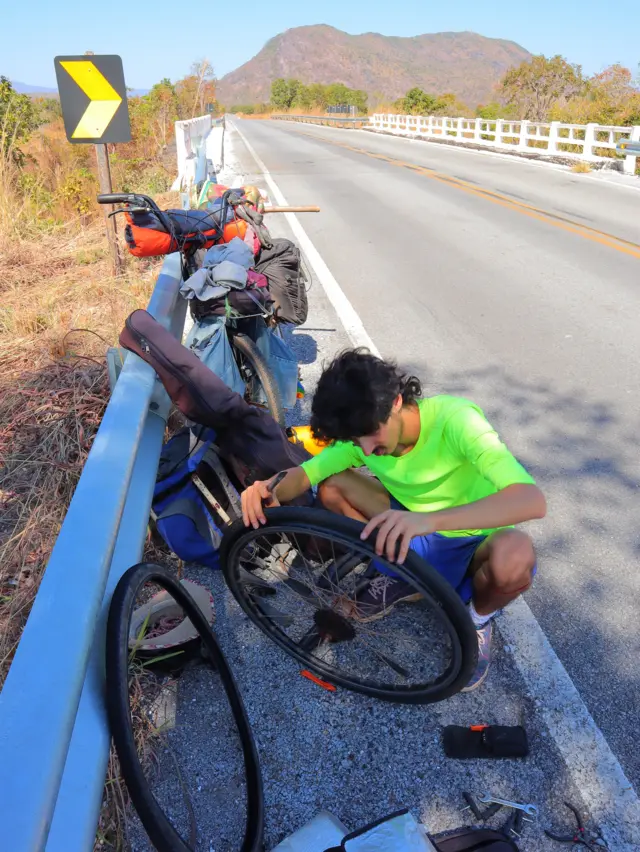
[300,395,535,537]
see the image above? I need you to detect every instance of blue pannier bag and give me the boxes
[151,427,240,569]
[185,315,246,398]
[245,317,300,410]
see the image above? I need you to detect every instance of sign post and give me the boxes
[54,53,132,276]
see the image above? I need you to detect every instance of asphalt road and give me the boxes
[231,117,640,786]
[130,121,640,851]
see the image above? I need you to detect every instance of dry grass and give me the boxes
[0,178,181,848]
[96,656,173,850]
[0,220,164,680]
[571,160,593,173]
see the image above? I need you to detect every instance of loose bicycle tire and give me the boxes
[220,508,478,704]
[232,332,285,427]
[105,562,264,852]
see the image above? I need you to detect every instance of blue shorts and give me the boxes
[376,497,536,602]
[370,497,483,603]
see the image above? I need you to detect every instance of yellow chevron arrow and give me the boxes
[60,60,122,139]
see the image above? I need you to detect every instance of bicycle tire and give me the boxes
[105,562,264,852]
[220,508,478,704]
[232,332,285,428]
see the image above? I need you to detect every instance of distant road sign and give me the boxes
[616,140,640,155]
[54,55,131,144]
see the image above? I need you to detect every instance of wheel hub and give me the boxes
[314,607,356,642]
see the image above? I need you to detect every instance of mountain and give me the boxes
[217,26,531,108]
[9,81,149,98]
[11,81,58,95]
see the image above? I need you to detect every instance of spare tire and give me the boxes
[106,562,264,852]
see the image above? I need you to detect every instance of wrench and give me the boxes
[477,795,538,817]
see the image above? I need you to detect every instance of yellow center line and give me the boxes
[297,130,640,260]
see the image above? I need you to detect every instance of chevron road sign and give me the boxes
[54,55,131,144]
[617,140,640,155]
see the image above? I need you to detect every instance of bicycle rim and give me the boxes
[233,333,285,427]
[221,510,477,703]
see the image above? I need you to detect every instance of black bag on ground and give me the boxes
[255,238,308,325]
[431,827,519,851]
[119,309,312,497]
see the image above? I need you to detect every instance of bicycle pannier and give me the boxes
[255,238,308,325]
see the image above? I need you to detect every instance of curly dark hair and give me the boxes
[310,348,422,443]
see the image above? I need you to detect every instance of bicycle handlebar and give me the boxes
[97,192,159,209]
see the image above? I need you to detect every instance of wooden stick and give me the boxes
[263,206,320,213]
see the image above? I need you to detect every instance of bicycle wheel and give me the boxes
[106,562,264,852]
[220,508,478,704]
[232,332,285,428]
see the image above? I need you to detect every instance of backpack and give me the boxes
[151,427,241,568]
[255,238,308,325]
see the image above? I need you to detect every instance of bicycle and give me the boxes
[97,191,287,426]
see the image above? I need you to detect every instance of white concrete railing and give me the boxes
[172,115,225,195]
[370,114,640,174]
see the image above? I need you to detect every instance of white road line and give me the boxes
[231,119,640,850]
[230,123,380,356]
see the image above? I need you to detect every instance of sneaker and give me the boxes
[352,573,422,623]
[462,620,493,692]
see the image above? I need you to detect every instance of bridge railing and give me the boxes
[272,113,367,128]
[173,114,225,196]
[369,114,640,174]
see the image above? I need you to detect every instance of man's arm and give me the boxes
[241,440,361,528]
[241,467,310,528]
[428,482,546,532]
[361,484,546,563]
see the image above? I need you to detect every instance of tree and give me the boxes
[147,78,179,150]
[587,64,640,124]
[270,78,301,110]
[0,77,39,163]
[308,83,328,111]
[175,60,217,119]
[546,63,640,126]
[401,88,438,115]
[294,84,313,111]
[498,55,584,121]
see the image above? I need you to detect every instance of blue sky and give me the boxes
[2,0,638,89]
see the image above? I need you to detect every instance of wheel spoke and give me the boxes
[353,634,410,679]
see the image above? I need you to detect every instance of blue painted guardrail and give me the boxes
[0,254,187,851]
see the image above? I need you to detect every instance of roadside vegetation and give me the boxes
[378,58,640,169]
[0,60,218,849]
[227,78,369,116]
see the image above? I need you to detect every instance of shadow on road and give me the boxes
[402,361,640,789]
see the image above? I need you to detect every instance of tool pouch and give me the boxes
[442,725,529,759]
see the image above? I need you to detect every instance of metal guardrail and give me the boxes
[0,255,187,850]
[272,114,367,128]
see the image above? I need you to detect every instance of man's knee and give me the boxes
[482,530,535,593]
[317,475,346,511]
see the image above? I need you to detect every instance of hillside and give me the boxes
[217,26,531,108]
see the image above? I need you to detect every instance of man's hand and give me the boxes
[360,510,435,564]
[241,476,281,529]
